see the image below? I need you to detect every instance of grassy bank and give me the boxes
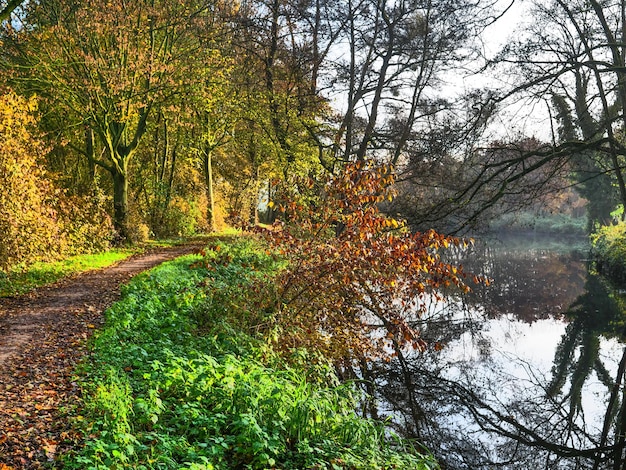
[0,249,137,297]
[591,222,626,284]
[64,238,437,469]
[0,238,200,298]
[489,212,587,236]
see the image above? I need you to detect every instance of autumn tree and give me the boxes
[131,110,200,238]
[229,0,345,181]
[249,162,478,361]
[220,0,500,231]
[0,91,113,269]
[193,52,240,232]
[6,0,232,241]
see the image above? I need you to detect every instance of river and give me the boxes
[359,234,626,469]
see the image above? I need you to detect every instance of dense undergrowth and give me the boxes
[591,222,626,284]
[65,238,438,469]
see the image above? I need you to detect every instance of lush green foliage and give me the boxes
[591,222,626,283]
[66,239,439,469]
[0,249,136,297]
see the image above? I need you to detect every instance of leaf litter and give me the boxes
[0,242,205,468]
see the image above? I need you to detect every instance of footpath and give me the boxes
[0,242,205,469]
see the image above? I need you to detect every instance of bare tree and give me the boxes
[326,0,496,166]
[0,0,24,24]
[475,0,626,229]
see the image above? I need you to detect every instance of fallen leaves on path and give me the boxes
[0,308,95,468]
[0,242,205,468]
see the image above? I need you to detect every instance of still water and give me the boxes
[362,234,626,469]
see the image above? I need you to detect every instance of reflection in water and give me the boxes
[464,236,588,322]
[357,235,626,469]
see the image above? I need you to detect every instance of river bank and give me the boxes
[60,238,437,469]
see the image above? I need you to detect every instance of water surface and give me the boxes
[362,234,626,469]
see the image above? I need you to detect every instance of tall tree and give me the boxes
[229,0,497,230]
[232,0,330,176]
[6,0,230,241]
[478,0,626,230]
[327,0,495,166]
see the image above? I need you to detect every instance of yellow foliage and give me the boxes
[0,92,59,270]
[0,92,114,270]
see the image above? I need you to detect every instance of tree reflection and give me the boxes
[547,274,623,423]
[461,236,588,322]
[357,237,626,469]
[546,272,626,470]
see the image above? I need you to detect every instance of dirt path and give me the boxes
[0,241,206,469]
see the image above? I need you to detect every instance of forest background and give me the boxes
[1,0,626,277]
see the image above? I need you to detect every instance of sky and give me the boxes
[478,0,555,141]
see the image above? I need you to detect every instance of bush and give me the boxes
[591,222,626,283]
[53,187,115,254]
[252,162,473,362]
[0,92,59,270]
[161,196,203,237]
[0,92,115,271]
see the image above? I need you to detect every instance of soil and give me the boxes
[0,241,207,469]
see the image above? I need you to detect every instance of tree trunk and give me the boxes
[0,0,24,23]
[85,127,96,182]
[112,168,130,243]
[203,149,216,232]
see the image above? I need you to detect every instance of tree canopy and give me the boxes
[0,0,622,255]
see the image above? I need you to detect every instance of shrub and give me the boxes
[252,162,476,362]
[0,92,116,271]
[0,92,59,270]
[161,196,202,237]
[591,221,626,283]
[53,187,115,254]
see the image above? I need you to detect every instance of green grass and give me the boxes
[0,233,222,298]
[0,249,137,297]
[64,238,438,469]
